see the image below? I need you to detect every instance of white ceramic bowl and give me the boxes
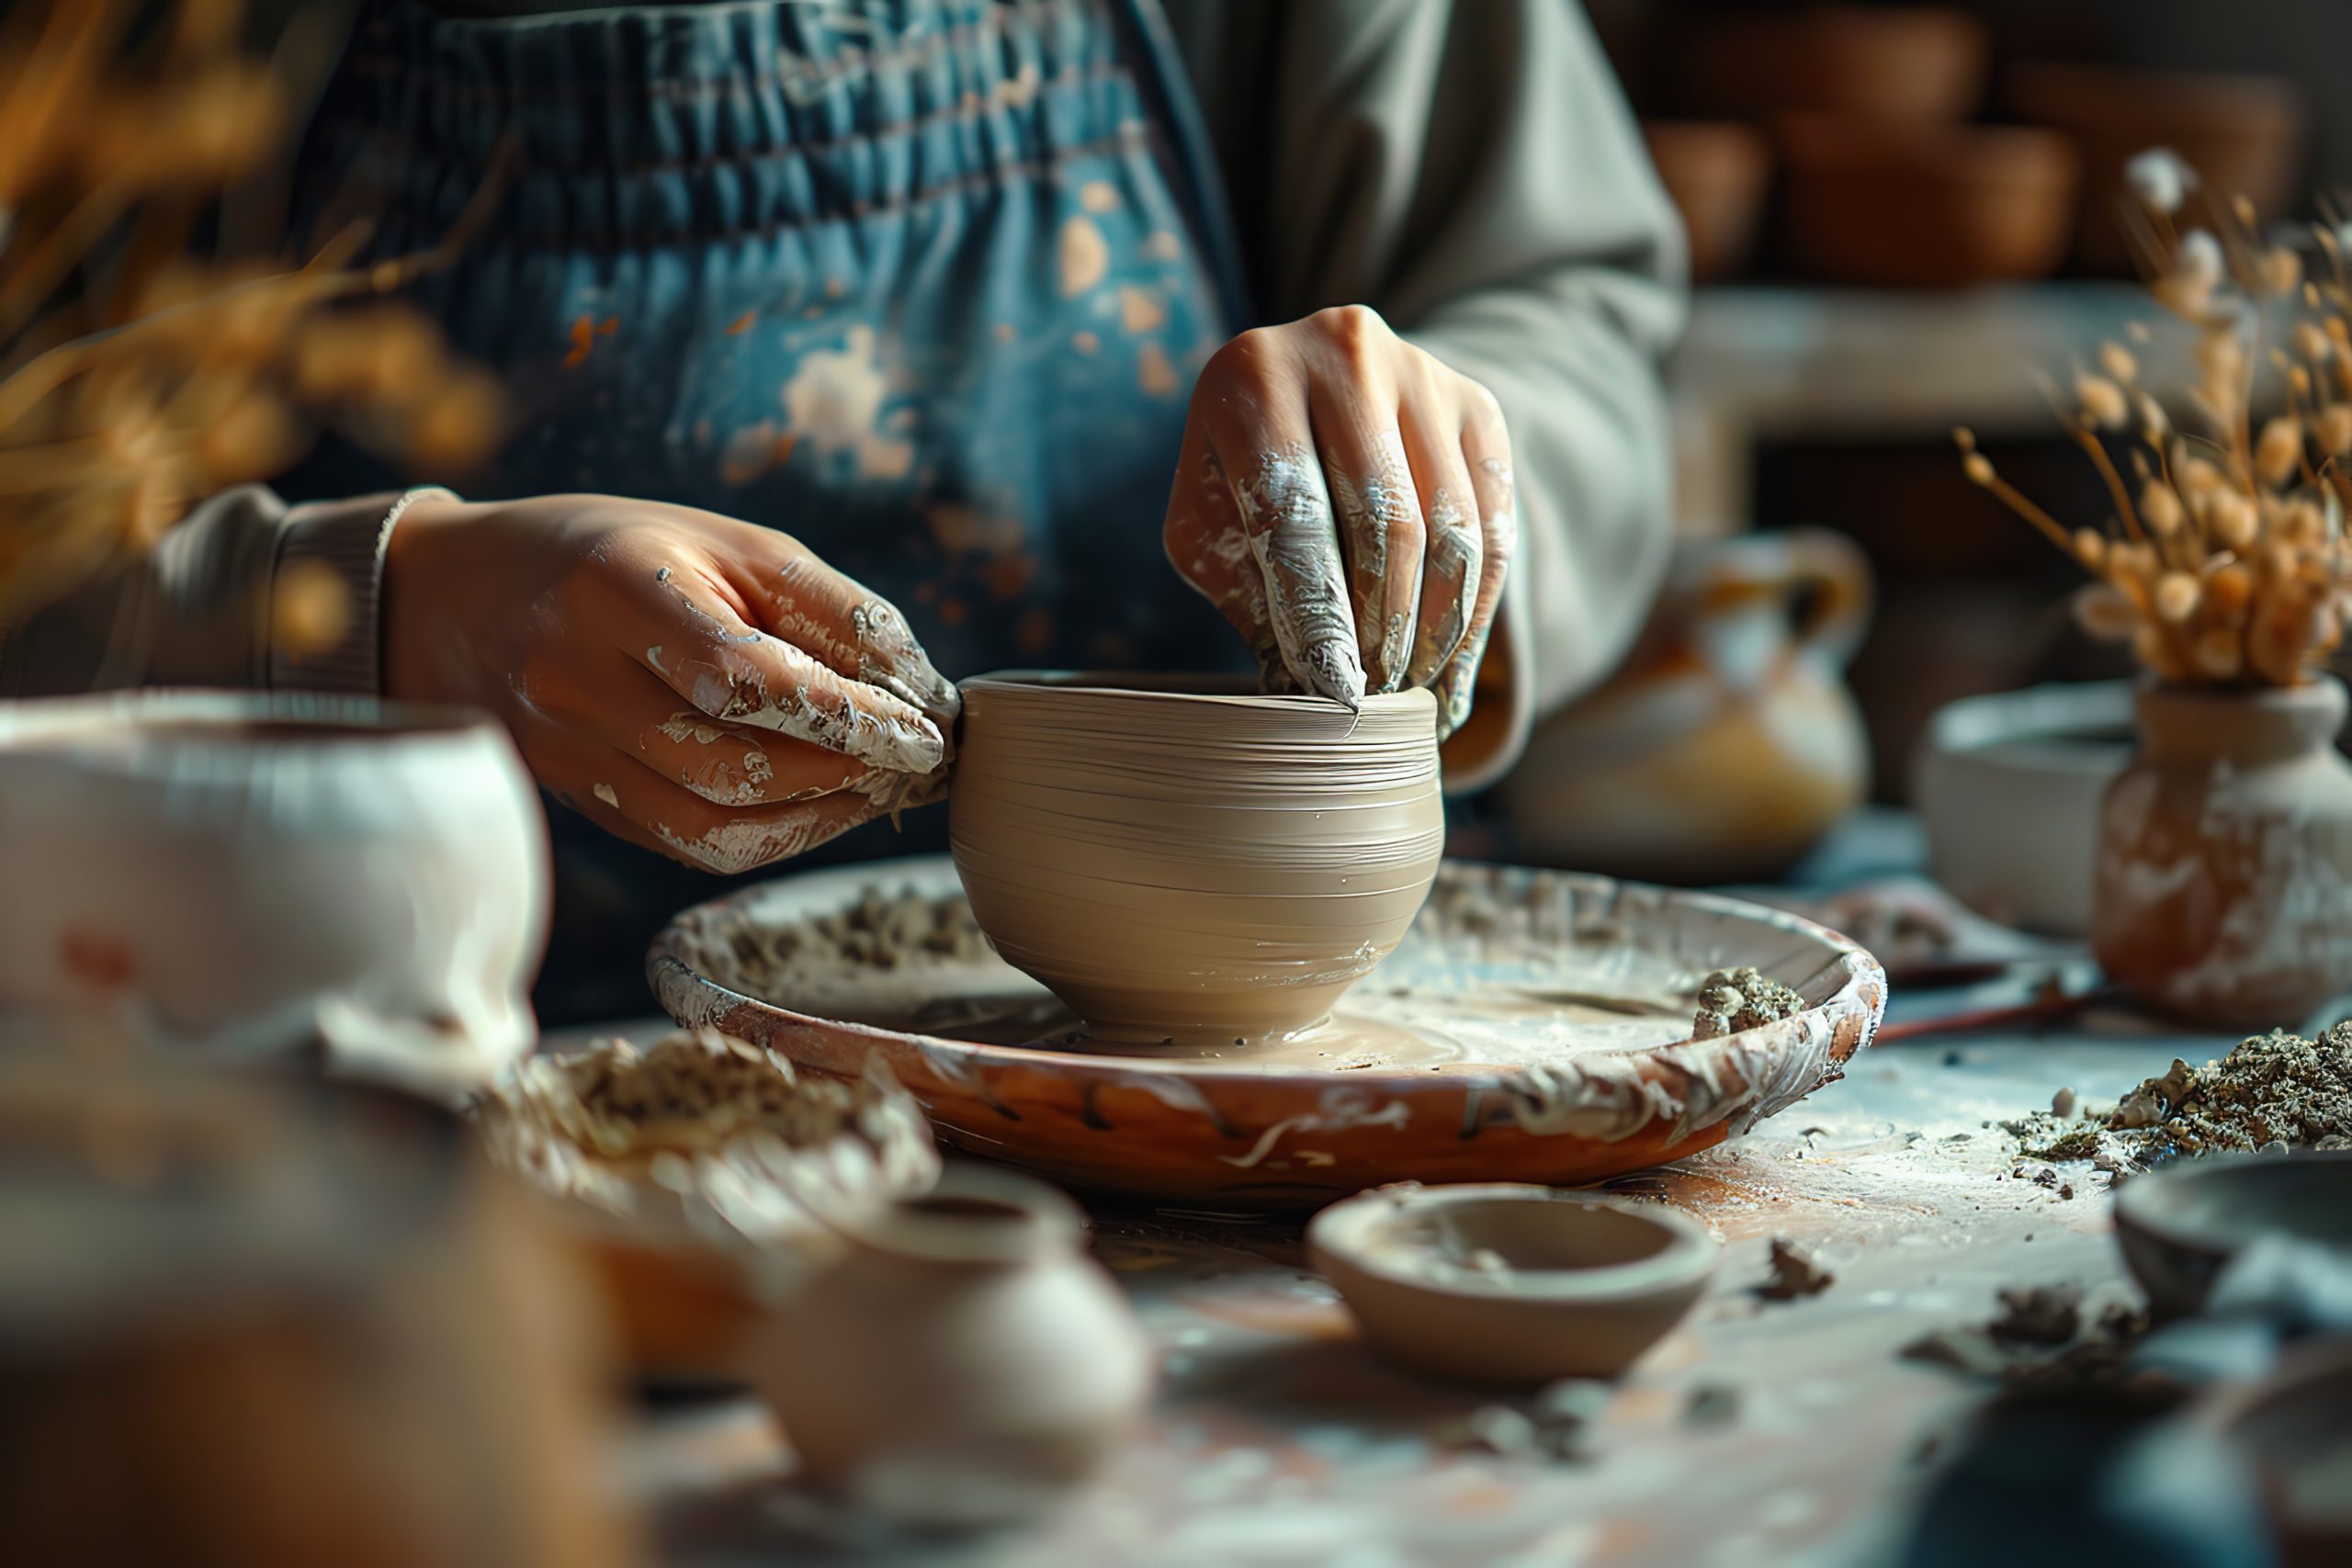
[1913,681,2133,935]
[0,691,548,1098]
[1308,1182,1718,1386]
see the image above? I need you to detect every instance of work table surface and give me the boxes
[584,816,2240,1568]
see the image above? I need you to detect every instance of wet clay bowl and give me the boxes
[2114,1153,2352,1321]
[649,856,1887,1208]
[1308,1183,1718,1387]
[947,672,1443,1049]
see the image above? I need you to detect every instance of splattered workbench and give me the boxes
[599,820,2242,1567]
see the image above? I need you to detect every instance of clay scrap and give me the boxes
[2010,1024,2352,1169]
[1691,966,1804,1042]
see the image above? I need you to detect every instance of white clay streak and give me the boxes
[661,582,945,775]
[1233,448,1366,711]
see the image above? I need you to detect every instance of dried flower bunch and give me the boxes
[1957,147,2352,686]
[0,0,505,634]
[473,1030,940,1251]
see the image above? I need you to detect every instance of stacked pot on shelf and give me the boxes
[1632,6,2303,289]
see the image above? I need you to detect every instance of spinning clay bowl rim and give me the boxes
[958,668,1436,711]
[1307,1182,1718,1303]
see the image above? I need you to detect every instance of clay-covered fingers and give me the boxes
[1401,379,1486,691]
[1436,403,1518,741]
[527,717,883,874]
[722,539,961,737]
[627,565,947,776]
[600,671,873,808]
[1163,427,1293,689]
[1311,398,1426,696]
[1186,331,1364,706]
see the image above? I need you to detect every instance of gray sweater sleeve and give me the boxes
[0,485,420,699]
[1165,0,1686,789]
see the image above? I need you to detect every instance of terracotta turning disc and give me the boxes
[649,858,1886,1208]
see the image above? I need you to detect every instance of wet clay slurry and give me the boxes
[947,675,1444,1048]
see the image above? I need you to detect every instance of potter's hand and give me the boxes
[383,494,959,874]
[1163,305,1515,738]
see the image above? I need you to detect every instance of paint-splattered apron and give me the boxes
[299,0,1249,1018]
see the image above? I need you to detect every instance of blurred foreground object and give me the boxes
[474,1031,939,1380]
[1913,682,2133,936]
[1955,162,2352,1029]
[1502,528,1871,883]
[0,692,548,1098]
[749,1163,1152,1529]
[0,1056,638,1567]
[0,0,504,629]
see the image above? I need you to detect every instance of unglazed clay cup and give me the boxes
[948,673,1443,1048]
[1309,1182,1719,1387]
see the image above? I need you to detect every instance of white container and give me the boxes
[1912,681,2132,936]
[0,691,548,1099]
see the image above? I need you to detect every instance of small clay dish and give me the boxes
[1307,1182,1717,1387]
[2113,1153,2352,1321]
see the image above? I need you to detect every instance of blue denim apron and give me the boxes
[299,0,1250,1018]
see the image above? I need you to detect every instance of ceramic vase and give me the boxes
[750,1163,1152,1526]
[1501,528,1872,883]
[2092,677,2352,1031]
[0,691,549,1100]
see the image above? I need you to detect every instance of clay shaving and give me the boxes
[1691,967,1803,1042]
[2012,1024,2352,1168]
[473,1029,938,1249]
[1755,1236,1834,1301]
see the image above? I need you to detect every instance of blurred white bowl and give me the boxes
[1912,682,2132,936]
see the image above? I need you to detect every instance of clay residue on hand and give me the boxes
[1234,447,1367,709]
[1691,966,1804,1042]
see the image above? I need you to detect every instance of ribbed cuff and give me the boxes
[268,487,453,696]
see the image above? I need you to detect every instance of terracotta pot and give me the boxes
[0,692,549,1100]
[949,673,1442,1046]
[2008,63,2306,277]
[0,1058,635,1567]
[1682,6,1989,124]
[2092,678,2352,1031]
[1643,120,1770,284]
[1501,529,1872,884]
[750,1163,1152,1525]
[1778,116,2079,288]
